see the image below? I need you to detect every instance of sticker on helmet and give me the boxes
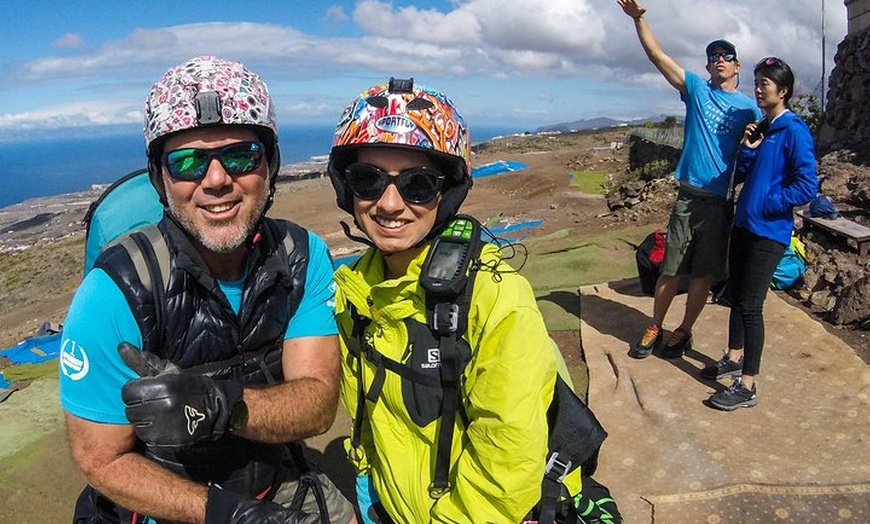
[376,115,416,134]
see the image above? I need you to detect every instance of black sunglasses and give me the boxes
[162,141,264,181]
[345,163,444,204]
[708,52,736,63]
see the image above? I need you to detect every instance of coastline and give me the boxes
[0,158,330,254]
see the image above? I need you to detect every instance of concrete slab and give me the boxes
[579,279,870,523]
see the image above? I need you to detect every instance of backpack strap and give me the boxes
[349,303,372,458]
[426,280,475,499]
[111,225,171,295]
[109,224,171,342]
[424,215,481,499]
[537,375,608,524]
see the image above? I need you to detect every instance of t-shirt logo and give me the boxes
[185,405,206,435]
[60,338,89,381]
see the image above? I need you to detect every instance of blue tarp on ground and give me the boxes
[488,219,544,236]
[333,253,363,268]
[0,373,10,389]
[0,332,62,365]
[471,160,528,178]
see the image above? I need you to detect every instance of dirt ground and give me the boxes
[0,128,866,522]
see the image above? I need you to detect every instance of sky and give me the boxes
[0,0,848,141]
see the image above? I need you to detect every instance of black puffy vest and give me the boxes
[95,216,310,497]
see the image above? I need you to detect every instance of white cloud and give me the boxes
[354,0,482,46]
[0,0,849,132]
[0,100,141,130]
[54,33,85,49]
[326,5,348,22]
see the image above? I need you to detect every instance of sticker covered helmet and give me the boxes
[143,56,280,204]
[327,78,472,238]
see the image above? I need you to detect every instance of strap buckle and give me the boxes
[544,452,572,483]
[432,303,460,335]
[428,480,452,499]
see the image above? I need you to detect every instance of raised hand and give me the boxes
[618,0,646,19]
[119,342,243,447]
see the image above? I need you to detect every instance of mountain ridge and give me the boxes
[536,114,681,133]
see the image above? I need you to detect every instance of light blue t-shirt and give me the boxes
[59,230,337,424]
[676,71,762,197]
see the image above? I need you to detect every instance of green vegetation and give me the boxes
[0,236,83,316]
[514,224,653,331]
[638,158,673,180]
[792,92,824,139]
[642,115,679,128]
[568,170,609,194]
[3,360,59,382]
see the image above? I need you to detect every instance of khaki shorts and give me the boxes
[272,466,356,524]
[661,188,731,279]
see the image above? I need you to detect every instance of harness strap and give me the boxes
[350,306,371,454]
[428,304,461,499]
[367,349,441,388]
[538,452,572,524]
[113,225,171,296]
[365,355,388,404]
[114,225,170,350]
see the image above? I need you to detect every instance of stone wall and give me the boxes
[627,134,682,181]
[819,27,870,159]
[846,0,870,33]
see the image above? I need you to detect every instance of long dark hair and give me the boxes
[754,56,795,106]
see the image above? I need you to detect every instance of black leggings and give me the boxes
[727,227,787,376]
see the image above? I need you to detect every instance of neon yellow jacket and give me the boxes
[334,243,581,523]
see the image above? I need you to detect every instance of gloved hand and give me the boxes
[206,483,319,524]
[119,342,243,447]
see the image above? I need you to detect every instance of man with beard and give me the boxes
[60,56,356,524]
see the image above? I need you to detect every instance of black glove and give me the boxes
[119,342,243,447]
[206,483,319,524]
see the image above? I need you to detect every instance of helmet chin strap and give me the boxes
[340,220,376,249]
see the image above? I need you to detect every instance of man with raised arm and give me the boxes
[618,0,761,361]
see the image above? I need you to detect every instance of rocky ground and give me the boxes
[0,128,867,522]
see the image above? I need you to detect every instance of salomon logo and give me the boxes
[376,115,415,134]
[422,348,441,369]
[185,405,206,435]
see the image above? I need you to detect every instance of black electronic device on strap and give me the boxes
[420,216,481,298]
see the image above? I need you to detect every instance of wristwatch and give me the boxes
[229,398,248,431]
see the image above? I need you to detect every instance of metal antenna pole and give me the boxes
[821,0,826,112]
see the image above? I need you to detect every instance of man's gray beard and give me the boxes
[168,194,268,254]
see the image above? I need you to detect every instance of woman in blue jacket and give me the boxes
[704,57,819,410]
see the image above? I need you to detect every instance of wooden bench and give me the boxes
[796,208,870,256]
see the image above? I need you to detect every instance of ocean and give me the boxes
[0,124,522,209]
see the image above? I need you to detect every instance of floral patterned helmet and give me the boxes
[143,56,281,204]
[327,78,472,236]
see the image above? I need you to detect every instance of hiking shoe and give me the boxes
[709,378,757,411]
[701,355,743,380]
[630,325,661,359]
[661,328,692,359]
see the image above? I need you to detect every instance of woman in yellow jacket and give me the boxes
[325,79,593,524]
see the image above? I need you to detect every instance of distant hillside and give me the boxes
[536,114,681,133]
